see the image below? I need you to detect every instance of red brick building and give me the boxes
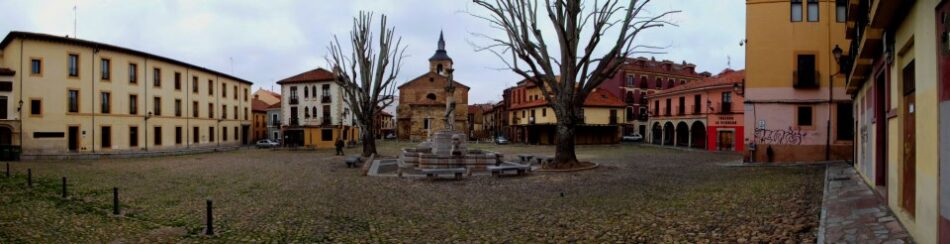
[598,57,710,137]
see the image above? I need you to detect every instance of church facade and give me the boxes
[396,32,469,140]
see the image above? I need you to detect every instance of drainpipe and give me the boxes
[18,37,24,150]
[92,46,98,154]
[826,8,833,161]
[144,57,148,151]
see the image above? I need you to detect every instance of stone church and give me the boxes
[396,32,469,140]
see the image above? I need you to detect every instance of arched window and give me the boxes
[426,93,437,101]
[437,64,444,74]
[655,78,663,89]
[625,76,634,87]
[304,87,309,98]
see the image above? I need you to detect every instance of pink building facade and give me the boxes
[645,70,746,152]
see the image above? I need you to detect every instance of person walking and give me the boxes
[335,139,345,156]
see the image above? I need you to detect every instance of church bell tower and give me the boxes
[429,31,453,76]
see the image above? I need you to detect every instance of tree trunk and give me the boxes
[551,102,581,168]
[361,124,377,157]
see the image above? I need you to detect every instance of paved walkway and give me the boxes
[819,163,913,243]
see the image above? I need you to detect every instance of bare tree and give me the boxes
[328,12,406,157]
[471,0,677,168]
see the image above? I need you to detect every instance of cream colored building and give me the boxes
[0,31,253,157]
[277,68,358,148]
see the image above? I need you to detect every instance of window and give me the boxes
[193,127,199,143]
[0,82,10,92]
[222,127,228,141]
[209,127,215,142]
[30,99,41,115]
[640,77,648,89]
[154,127,162,145]
[795,54,818,88]
[542,108,547,117]
[835,0,846,22]
[68,90,79,113]
[797,106,813,126]
[68,54,79,77]
[233,86,237,99]
[175,127,183,145]
[208,103,214,118]
[100,58,111,80]
[655,78,663,89]
[625,76,634,87]
[321,129,333,141]
[665,98,671,115]
[192,101,199,117]
[244,107,248,120]
[0,96,7,119]
[654,100,660,116]
[791,0,803,22]
[233,106,238,120]
[693,95,701,114]
[807,0,819,22]
[174,72,181,90]
[129,95,138,115]
[233,126,238,140]
[33,132,64,138]
[130,126,139,147]
[244,88,249,101]
[153,97,162,116]
[100,92,111,114]
[129,63,137,84]
[678,96,685,115]
[101,126,111,148]
[208,80,214,95]
[192,77,199,93]
[222,105,227,119]
[153,68,161,87]
[426,93,436,100]
[222,83,227,98]
[30,59,41,75]
[174,99,182,117]
[423,118,431,129]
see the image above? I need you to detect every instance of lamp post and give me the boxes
[144,111,152,151]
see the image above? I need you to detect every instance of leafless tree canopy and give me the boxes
[470,0,677,166]
[327,12,407,156]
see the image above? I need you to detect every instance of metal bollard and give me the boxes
[205,199,214,235]
[62,177,67,199]
[27,168,31,187]
[113,187,119,215]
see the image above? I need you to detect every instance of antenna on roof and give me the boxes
[727,55,732,69]
[73,0,78,38]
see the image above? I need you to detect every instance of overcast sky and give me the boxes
[0,0,745,104]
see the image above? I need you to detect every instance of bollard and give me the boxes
[5,162,8,178]
[205,199,214,235]
[62,177,67,199]
[27,168,31,187]
[112,187,119,215]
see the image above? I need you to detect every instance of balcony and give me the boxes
[321,96,331,104]
[321,117,332,125]
[271,121,281,127]
[289,98,299,105]
[793,71,820,89]
[290,117,299,126]
[721,102,733,114]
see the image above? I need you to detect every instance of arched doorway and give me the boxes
[676,122,689,147]
[691,121,706,149]
[651,122,662,144]
[663,122,674,146]
[0,126,10,145]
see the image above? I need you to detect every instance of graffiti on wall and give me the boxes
[754,127,808,145]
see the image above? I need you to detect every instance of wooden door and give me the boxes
[936,1,950,240]
[901,61,916,217]
[67,126,79,151]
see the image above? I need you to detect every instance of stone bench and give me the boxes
[487,162,531,177]
[344,156,362,168]
[535,156,554,166]
[419,168,467,180]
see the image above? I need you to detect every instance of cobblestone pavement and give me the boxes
[819,163,913,243]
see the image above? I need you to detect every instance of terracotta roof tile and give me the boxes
[652,69,744,96]
[276,68,335,84]
[251,98,270,112]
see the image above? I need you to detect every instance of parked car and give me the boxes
[256,139,280,148]
[384,133,396,139]
[622,133,643,142]
[495,136,510,145]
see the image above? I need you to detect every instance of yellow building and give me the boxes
[846,0,949,242]
[251,97,269,142]
[507,79,625,145]
[0,31,253,157]
[276,68,358,149]
[744,0,854,162]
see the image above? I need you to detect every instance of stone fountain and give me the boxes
[398,69,503,173]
